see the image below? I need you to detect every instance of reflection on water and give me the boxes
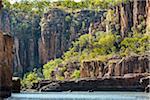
[7,92,150,100]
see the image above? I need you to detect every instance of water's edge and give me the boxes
[6,92,150,100]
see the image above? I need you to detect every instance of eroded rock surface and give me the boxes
[80,55,149,78]
[37,76,146,92]
[0,31,13,98]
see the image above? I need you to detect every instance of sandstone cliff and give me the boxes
[80,55,149,78]
[146,0,150,33]
[0,8,105,76]
[0,31,13,98]
[0,0,2,9]
[39,9,105,64]
[0,0,149,76]
[108,0,148,37]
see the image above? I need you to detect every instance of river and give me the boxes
[6,92,150,100]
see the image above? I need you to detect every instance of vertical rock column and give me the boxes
[133,0,147,32]
[0,0,2,9]
[146,0,150,33]
[0,31,13,98]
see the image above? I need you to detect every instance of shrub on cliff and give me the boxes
[71,70,80,79]
[93,32,116,55]
[43,59,63,79]
[63,32,116,62]
[120,33,150,56]
[56,75,65,81]
[21,69,41,89]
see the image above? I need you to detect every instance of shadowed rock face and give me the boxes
[0,31,13,98]
[0,0,2,9]
[146,0,150,33]
[39,9,105,64]
[0,8,105,76]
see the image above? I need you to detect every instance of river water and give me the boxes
[6,92,150,100]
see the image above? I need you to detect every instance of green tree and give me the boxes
[43,59,62,79]
[71,70,80,79]
[120,33,150,56]
[21,69,41,89]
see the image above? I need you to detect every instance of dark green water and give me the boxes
[6,92,150,100]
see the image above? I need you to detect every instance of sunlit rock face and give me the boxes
[0,31,13,98]
[108,0,148,38]
[80,55,149,78]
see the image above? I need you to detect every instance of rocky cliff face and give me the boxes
[109,0,148,37]
[0,10,41,76]
[146,0,150,33]
[0,31,13,98]
[39,9,105,64]
[0,0,2,9]
[80,55,149,78]
[0,8,105,76]
[0,0,149,76]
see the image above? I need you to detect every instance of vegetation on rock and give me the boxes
[43,59,63,79]
[21,69,41,89]
[1,0,149,88]
[40,32,149,82]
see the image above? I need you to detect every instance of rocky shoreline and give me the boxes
[23,73,148,92]
[20,55,150,93]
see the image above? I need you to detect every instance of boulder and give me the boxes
[12,77,21,93]
[140,75,150,92]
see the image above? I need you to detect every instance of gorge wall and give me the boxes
[0,0,149,76]
[0,8,105,76]
[0,31,13,98]
[39,9,105,64]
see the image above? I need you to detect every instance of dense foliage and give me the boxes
[43,59,63,79]
[3,0,128,12]
[21,69,41,89]
[120,33,150,56]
